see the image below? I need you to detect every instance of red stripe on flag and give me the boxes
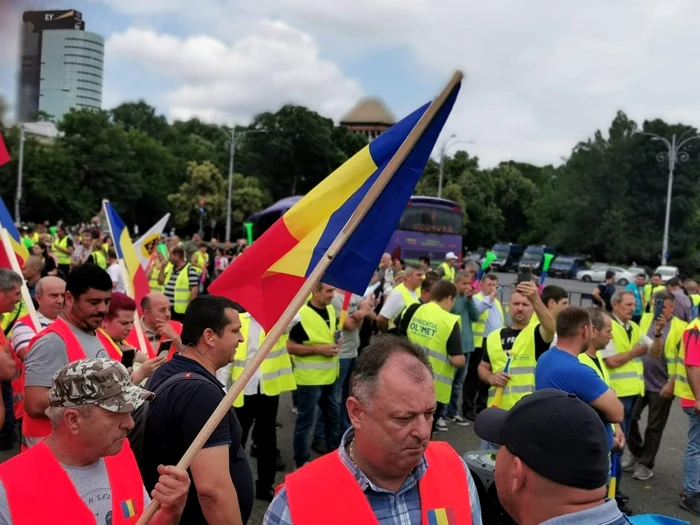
[0,133,9,167]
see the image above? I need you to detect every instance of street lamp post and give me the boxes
[225,128,267,242]
[438,134,473,199]
[14,124,25,222]
[639,130,700,265]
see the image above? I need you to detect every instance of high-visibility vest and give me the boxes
[9,314,39,422]
[691,295,700,317]
[52,236,72,265]
[392,283,419,309]
[639,313,687,381]
[0,439,144,524]
[1,302,27,334]
[406,302,461,404]
[486,324,537,410]
[148,266,164,293]
[92,249,107,269]
[472,292,504,349]
[643,284,665,311]
[31,233,39,244]
[438,262,456,281]
[163,263,193,314]
[21,318,89,449]
[606,319,644,398]
[291,304,338,386]
[125,320,183,360]
[193,251,209,274]
[97,329,125,361]
[675,318,700,401]
[578,352,615,434]
[231,314,296,407]
[280,441,473,525]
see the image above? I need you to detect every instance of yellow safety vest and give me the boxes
[231,314,296,407]
[472,293,504,349]
[193,251,209,274]
[91,250,107,270]
[393,283,419,308]
[485,324,537,411]
[163,263,193,314]
[643,284,665,311]
[1,302,28,333]
[148,266,163,294]
[406,302,461,404]
[31,233,39,243]
[438,262,455,281]
[606,320,644,398]
[639,313,687,381]
[578,352,615,434]
[691,295,700,309]
[53,236,71,266]
[291,304,338,386]
[675,318,700,401]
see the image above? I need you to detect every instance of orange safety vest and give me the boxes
[125,320,182,360]
[21,318,88,450]
[10,314,39,422]
[97,329,125,361]
[0,439,144,524]
[282,441,473,525]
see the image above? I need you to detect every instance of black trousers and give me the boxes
[462,345,487,417]
[234,393,280,491]
[628,391,673,469]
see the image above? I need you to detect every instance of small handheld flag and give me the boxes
[244,221,254,245]
[338,291,353,330]
[608,451,619,499]
[538,253,555,294]
[490,353,512,408]
[473,251,497,290]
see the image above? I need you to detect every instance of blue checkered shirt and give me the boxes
[263,429,483,525]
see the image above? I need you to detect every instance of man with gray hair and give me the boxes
[0,268,22,447]
[264,336,483,525]
[0,358,190,524]
[377,263,424,332]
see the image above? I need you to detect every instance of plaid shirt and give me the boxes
[263,429,483,525]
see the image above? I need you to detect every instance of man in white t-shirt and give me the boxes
[106,249,126,293]
[377,264,424,331]
[11,277,65,360]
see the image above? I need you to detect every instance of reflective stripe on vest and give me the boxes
[675,318,700,401]
[640,313,687,381]
[606,320,644,397]
[0,439,144,524]
[407,302,461,404]
[291,304,338,386]
[21,318,88,449]
[486,325,537,411]
[438,262,456,281]
[53,236,71,265]
[164,263,192,314]
[232,314,296,407]
[282,440,473,525]
[472,292,504,348]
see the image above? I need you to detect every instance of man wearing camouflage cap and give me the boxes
[0,358,190,524]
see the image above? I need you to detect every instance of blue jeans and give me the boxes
[683,407,700,497]
[616,395,637,496]
[445,357,469,419]
[313,358,355,442]
[294,384,341,467]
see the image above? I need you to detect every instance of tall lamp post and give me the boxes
[438,134,473,198]
[639,130,700,265]
[14,124,25,222]
[224,127,267,242]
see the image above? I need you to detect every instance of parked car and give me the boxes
[576,265,637,286]
[489,242,524,272]
[549,256,587,279]
[518,245,556,274]
[626,267,648,281]
[654,265,679,283]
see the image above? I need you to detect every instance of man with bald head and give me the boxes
[21,256,43,301]
[10,276,66,431]
[127,293,183,358]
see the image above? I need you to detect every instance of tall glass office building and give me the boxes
[17,10,104,122]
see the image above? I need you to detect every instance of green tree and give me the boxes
[229,173,271,224]
[168,161,227,228]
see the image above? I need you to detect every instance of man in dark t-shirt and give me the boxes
[142,296,254,524]
[593,270,617,312]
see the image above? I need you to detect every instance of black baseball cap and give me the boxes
[475,389,609,490]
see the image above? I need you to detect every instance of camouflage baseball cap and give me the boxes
[49,358,154,413]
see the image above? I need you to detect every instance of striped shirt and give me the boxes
[164,264,199,305]
[264,429,483,525]
[10,313,52,354]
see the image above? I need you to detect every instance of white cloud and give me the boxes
[106,20,363,124]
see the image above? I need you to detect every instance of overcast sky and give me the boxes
[1,0,699,167]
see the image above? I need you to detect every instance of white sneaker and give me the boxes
[632,465,654,481]
[621,452,639,472]
[452,415,471,426]
[436,417,448,432]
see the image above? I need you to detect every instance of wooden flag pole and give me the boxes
[102,200,150,357]
[136,69,463,524]
[0,228,41,330]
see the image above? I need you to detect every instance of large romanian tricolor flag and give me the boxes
[103,201,150,312]
[209,82,460,331]
[0,196,29,270]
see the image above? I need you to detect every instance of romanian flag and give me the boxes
[103,201,150,312]
[0,132,9,167]
[209,82,459,331]
[0,196,29,270]
[426,508,457,525]
[120,499,137,519]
